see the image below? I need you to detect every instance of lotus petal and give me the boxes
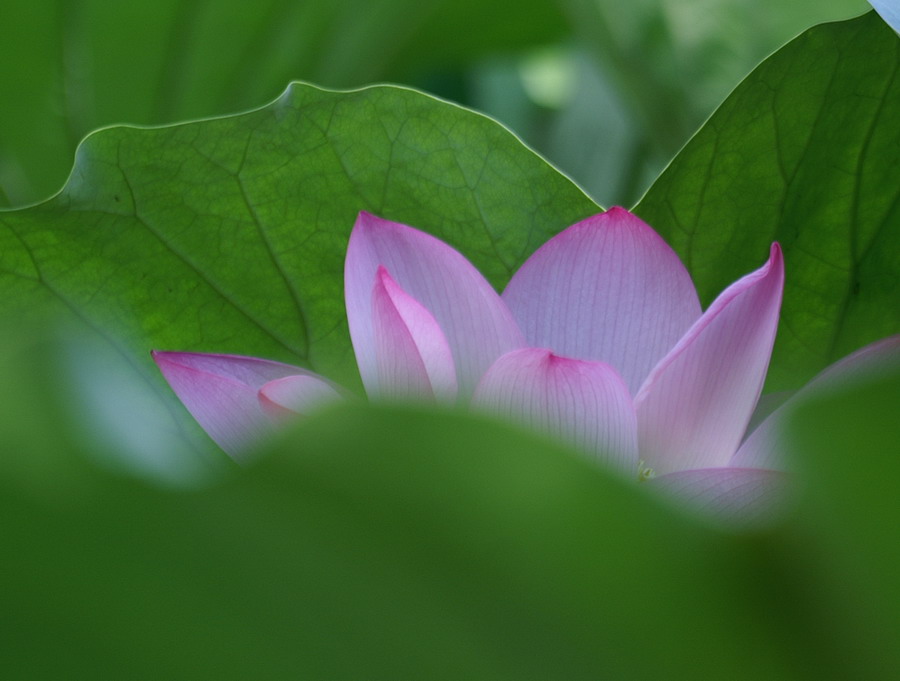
[258,375,344,420]
[649,467,789,528]
[635,244,784,474]
[345,212,525,399]
[472,348,637,474]
[151,351,320,459]
[502,207,701,393]
[370,266,457,402]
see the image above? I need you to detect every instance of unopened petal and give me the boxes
[345,212,524,399]
[369,267,458,402]
[635,244,784,474]
[258,374,344,420]
[151,351,320,460]
[503,208,701,394]
[472,348,638,475]
[733,334,900,469]
[648,467,789,528]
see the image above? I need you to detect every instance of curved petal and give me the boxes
[151,351,320,459]
[369,266,457,402]
[502,207,701,393]
[635,244,784,474]
[345,212,525,399]
[471,348,638,475]
[648,468,789,528]
[258,375,344,420]
[732,334,900,469]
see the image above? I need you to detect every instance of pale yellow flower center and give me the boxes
[637,459,656,483]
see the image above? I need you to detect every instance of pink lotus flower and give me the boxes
[153,209,899,525]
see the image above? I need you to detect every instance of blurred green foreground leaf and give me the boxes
[783,365,900,680]
[3,326,899,679]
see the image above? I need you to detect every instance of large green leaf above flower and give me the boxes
[637,11,900,390]
[0,84,597,384]
[0,84,599,463]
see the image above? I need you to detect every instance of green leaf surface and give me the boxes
[0,0,568,207]
[0,398,803,680]
[637,12,900,390]
[0,83,598,456]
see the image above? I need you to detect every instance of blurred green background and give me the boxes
[0,0,867,208]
